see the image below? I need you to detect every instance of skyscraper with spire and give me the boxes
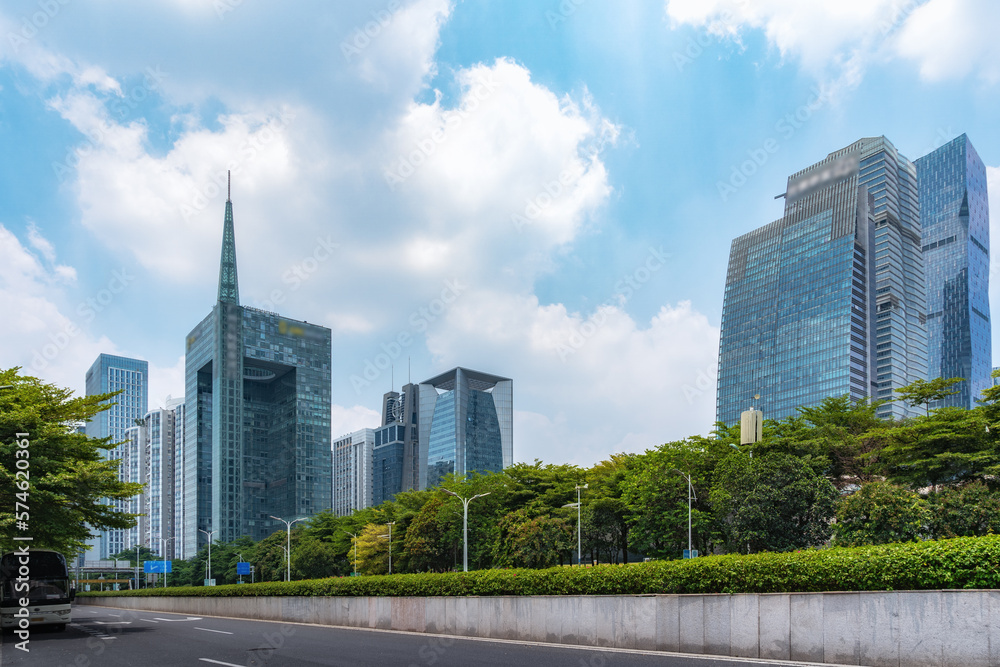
[182,175,332,557]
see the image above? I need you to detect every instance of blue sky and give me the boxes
[2,0,999,466]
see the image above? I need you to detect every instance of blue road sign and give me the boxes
[237,562,251,575]
[682,550,699,559]
[143,560,172,573]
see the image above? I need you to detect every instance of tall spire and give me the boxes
[217,170,240,304]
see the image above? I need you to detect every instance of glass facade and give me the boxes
[182,195,332,557]
[84,354,149,558]
[916,134,992,408]
[421,367,511,489]
[718,136,929,425]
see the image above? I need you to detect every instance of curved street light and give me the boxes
[442,489,491,572]
[269,516,305,582]
[198,529,216,585]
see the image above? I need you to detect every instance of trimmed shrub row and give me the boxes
[80,535,1000,598]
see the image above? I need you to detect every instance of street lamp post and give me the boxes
[562,483,588,566]
[159,537,175,588]
[672,470,696,557]
[442,489,491,572]
[342,532,358,576]
[198,529,216,584]
[379,522,396,574]
[269,516,305,582]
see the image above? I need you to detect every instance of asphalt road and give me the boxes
[0,605,838,667]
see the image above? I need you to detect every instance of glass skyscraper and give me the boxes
[182,182,332,557]
[717,137,928,425]
[916,134,991,408]
[420,367,512,489]
[84,353,149,558]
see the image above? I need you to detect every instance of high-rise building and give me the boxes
[182,179,332,557]
[717,137,927,425]
[84,353,149,558]
[420,367,512,488]
[372,383,420,506]
[332,428,375,516]
[370,368,513,505]
[916,134,992,408]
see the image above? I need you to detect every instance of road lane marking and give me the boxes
[195,627,234,635]
[140,618,160,622]
[94,621,132,624]
[152,616,202,622]
[199,660,243,667]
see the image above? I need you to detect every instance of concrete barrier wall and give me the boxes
[78,590,1000,666]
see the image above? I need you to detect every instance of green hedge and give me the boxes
[80,535,1000,598]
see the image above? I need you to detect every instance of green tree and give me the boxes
[354,523,392,575]
[492,509,572,569]
[929,481,1000,538]
[869,407,994,490]
[292,537,341,579]
[0,368,143,555]
[402,495,460,572]
[832,482,930,546]
[894,377,963,416]
[620,437,729,558]
[762,396,887,487]
[581,497,629,564]
[710,453,837,553]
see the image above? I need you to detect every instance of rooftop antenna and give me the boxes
[391,365,394,393]
[227,170,231,202]
[408,357,411,386]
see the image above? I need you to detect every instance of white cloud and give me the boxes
[347,0,453,90]
[332,404,382,439]
[0,224,117,393]
[666,0,1000,88]
[424,288,719,465]
[895,0,1000,83]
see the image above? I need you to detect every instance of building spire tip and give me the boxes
[227,170,231,202]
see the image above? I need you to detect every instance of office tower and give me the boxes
[121,424,146,556]
[84,353,149,558]
[182,179,332,557]
[168,396,187,558]
[372,384,420,506]
[332,428,375,516]
[916,134,991,408]
[370,368,513,505]
[420,367,512,488]
[144,398,183,559]
[717,137,927,425]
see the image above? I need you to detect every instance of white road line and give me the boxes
[140,618,160,623]
[152,616,202,622]
[198,659,243,667]
[94,621,132,625]
[194,627,234,635]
